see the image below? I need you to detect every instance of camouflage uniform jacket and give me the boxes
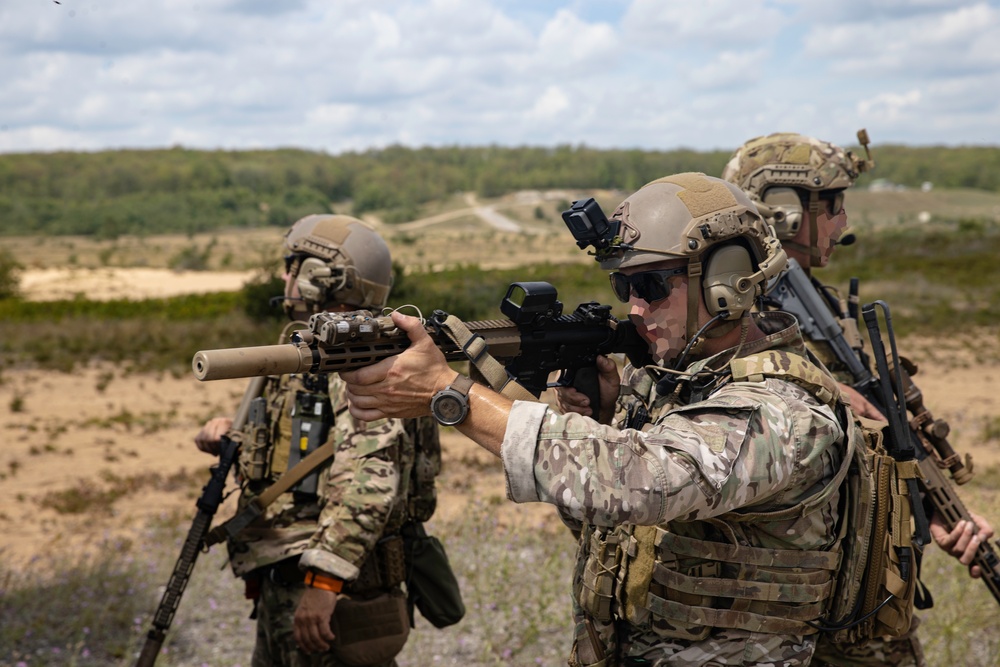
[228,372,440,582]
[501,312,849,664]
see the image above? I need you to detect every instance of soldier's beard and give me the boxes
[629,304,687,365]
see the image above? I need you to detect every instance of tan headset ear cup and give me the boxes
[295,256,329,304]
[702,245,755,319]
[761,186,803,238]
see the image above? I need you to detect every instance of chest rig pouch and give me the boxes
[238,394,272,482]
[286,374,334,497]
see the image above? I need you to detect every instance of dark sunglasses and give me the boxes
[817,189,846,215]
[609,267,686,304]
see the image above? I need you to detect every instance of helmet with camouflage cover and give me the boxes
[599,173,787,345]
[721,130,874,266]
[282,214,393,318]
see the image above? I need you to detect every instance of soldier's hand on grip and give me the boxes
[194,417,234,455]
[555,355,620,424]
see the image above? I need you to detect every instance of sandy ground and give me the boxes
[3,269,999,569]
[2,343,998,569]
[20,267,257,301]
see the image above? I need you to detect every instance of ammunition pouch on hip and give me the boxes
[350,534,407,594]
[577,527,623,623]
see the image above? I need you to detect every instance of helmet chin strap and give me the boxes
[807,191,823,267]
[686,259,705,355]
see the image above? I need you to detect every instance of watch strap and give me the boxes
[450,372,474,396]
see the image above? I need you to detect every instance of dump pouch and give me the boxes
[403,522,465,628]
[330,590,410,666]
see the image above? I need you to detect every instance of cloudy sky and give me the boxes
[3,0,999,154]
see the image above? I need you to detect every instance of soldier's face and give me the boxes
[814,206,848,267]
[623,261,691,363]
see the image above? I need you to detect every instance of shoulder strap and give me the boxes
[730,350,842,408]
[205,436,338,547]
[435,314,536,401]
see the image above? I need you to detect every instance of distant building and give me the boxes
[867,178,907,192]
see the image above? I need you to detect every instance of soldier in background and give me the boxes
[340,173,863,665]
[722,132,994,666]
[195,214,442,667]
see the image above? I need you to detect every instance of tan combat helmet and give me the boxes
[721,130,874,266]
[599,173,787,348]
[282,214,393,318]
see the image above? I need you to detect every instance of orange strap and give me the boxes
[304,570,343,593]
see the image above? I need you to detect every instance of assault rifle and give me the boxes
[192,281,652,411]
[766,259,1000,607]
[135,376,267,667]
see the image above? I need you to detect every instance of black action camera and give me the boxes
[561,198,619,251]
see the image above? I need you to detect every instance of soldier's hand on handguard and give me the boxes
[342,311,454,421]
[193,417,234,455]
[555,355,620,424]
[294,587,338,653]
[930,511,996,578]
[838,383,885,421]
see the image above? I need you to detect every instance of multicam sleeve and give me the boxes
[298,413,408,581]
[501,383,840,529]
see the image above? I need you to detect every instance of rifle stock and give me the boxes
[193,282,652,410]
[135,375,267,667]
[768,263,1000,607]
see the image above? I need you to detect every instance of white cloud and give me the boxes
[537,9,618,70]
[527,86,571,121]
[0,0,998,153]
[685,49,768,90]
[857,90,923,123]
[803,2,1000,77]
[622,0,788,48]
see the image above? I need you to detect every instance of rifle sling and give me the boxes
[205,438,337,546]
[437,314,535,401]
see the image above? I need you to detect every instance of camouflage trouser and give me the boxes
[811,615,926,667]
[617,625,818,666]
[251,576,399,667]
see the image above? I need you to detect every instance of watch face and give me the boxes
[431,390,468,426]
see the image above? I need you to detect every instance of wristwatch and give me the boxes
[430,373,474,426]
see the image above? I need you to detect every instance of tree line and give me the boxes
[1,143,998,238]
